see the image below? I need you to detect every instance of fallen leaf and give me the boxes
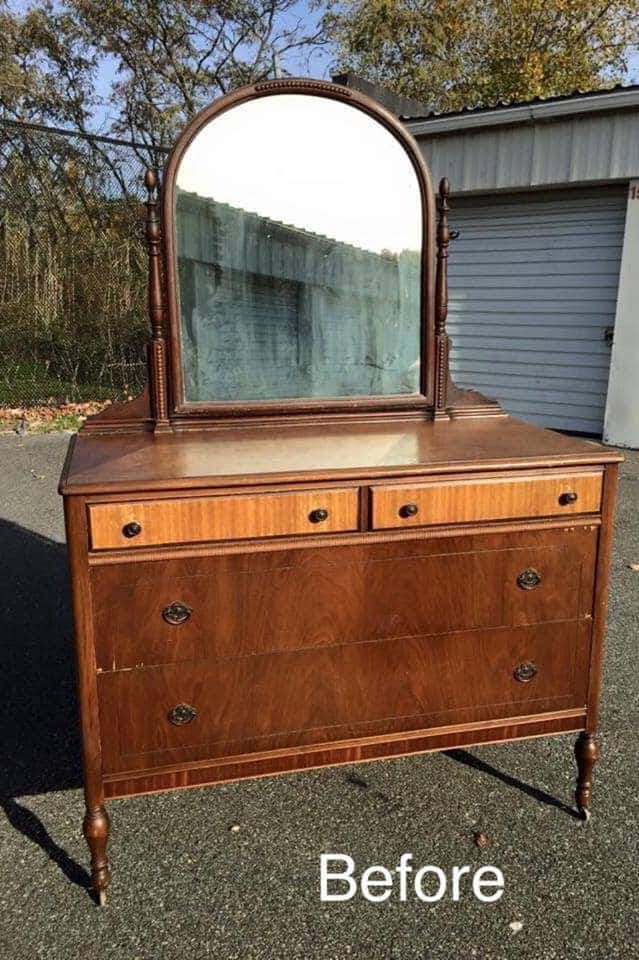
[473,831,489,848]
[229,823,241,833]
[628,563,639,571]
[509,921,523,933]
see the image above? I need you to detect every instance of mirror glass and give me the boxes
[175,93,422,404]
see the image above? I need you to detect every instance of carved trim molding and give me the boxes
[255,79,352,96]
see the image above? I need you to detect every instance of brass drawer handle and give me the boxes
[517,568,542,590]
[168,703,197,725]
[122,521,142,538]
[559,491,578,506]
[399,502,419,518]
[162,601,193,625]
[309,508,329,523]
[513,661,537,683]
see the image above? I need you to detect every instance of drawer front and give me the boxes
[88,487,359,550]
[91,527,597,671]
[371,471,602,530]
[98,621,591,775]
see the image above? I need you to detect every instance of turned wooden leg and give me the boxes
[83,805,111,905]
[574,733,599,822]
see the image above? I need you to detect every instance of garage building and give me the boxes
[335,77,639,446]
[405,86,639,446]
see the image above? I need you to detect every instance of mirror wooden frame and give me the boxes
[160,77,436,421]
[83,76,503,435]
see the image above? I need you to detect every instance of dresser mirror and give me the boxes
[162,82,435,417]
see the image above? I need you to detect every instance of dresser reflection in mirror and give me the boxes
[60,78,621,905]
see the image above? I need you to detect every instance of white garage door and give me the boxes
[447,187,627,433]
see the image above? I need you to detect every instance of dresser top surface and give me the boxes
[60,415,622,495]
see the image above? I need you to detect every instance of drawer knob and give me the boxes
[399,503,419,518]
[168,703,197,726]
[517,568,542,590]
[309,508,329,523]
[162,601,193,625]
[559,491,578,506]
[122,521,142,539]
[513,661,537,683]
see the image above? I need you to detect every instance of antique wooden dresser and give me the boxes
[59,78,622,904]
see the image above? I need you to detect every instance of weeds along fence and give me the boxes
[0,118,169,406]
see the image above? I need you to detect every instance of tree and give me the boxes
[0,0,327,146]
[0,0,98,130]
[0,0,328,404]
[325,0,639,112]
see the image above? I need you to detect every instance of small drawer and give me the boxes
[88,487,359,550]
[371,471,602,530]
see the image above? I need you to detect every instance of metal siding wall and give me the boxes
[447,187,627,433]
[415,109,639,193]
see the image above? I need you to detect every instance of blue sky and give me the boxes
[89,0,332,131]
[9,0,639,133]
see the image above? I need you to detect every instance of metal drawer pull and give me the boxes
[513,661,537,683]
[162,601,193,625]
[399,502,419,518]
[122,521,142,538]
[168,703,197,726]
[517,568,542,590]
[309,508,329,523]
[559,491,578,506]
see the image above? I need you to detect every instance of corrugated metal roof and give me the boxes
[402,81,639,122]
[417,111,639,192]
[410,83,639,192]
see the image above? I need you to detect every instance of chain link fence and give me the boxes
[0,118,169,406]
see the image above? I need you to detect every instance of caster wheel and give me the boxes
[578,807,591,824]
[97,889,107,907]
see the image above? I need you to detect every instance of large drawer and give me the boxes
[371,470,602,530]
[97,620,591,775]
[91,527,597,671]
[87,487,359,550]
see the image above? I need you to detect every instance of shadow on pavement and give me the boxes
[444,748,581,819]
[0,518,89,891]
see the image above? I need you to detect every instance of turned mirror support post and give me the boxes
[145,168,171,433]
[434,177,459,420]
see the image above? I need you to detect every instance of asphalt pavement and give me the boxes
[0,432,637,960]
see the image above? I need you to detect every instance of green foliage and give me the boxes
[32,411,86,431]
[326,0,639,112]
[0,2,329,407]
[0,123,151,404]
[0,208,149,402]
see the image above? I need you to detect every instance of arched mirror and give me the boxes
[163,81,434,415]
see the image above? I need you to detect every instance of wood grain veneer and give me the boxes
[60,416,620,495]
[97,620,591,775]
[372,470,602,529]
[88,487,359,549]
[91,526,597,671]
[103,710,586,800]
